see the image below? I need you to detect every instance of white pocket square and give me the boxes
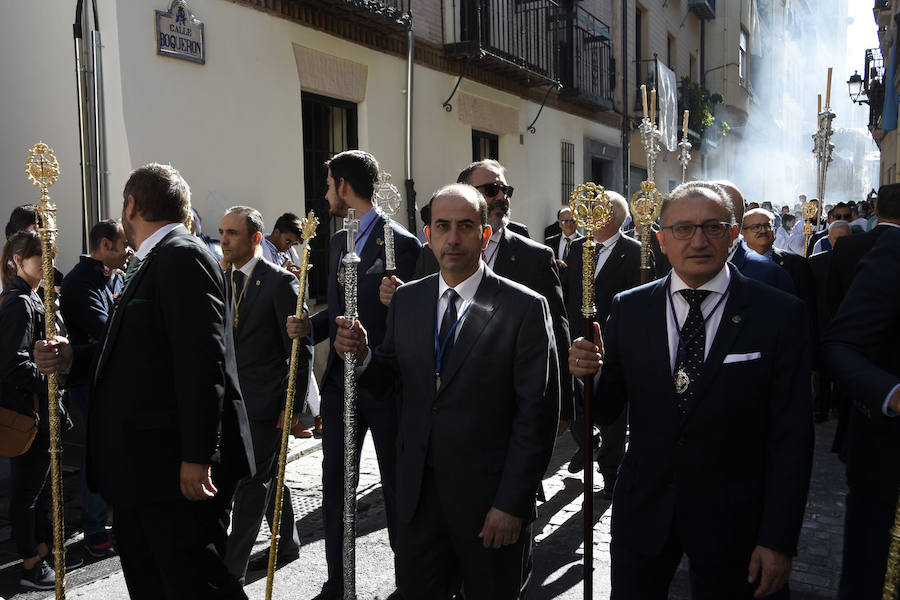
[723,352,762,364]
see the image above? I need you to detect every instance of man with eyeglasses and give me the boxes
[569,181,813,599]
[713,181,796,296]
[742,208,813,304]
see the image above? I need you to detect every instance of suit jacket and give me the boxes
[564,235,641,341]
[544,232,584,262]
[822,228,900,497]
[826,223,897,315]
[365,269,559,528]
[415,228,573,420]
[77,228,254,506]
[309,211,421,393]
[597,266,813,562]
[226,257,311,422]
[507,220,530,239]
[60,255,115,345]
[730,243,797,296]
[807,251,834,359]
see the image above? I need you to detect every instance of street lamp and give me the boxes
[847,70,868,105]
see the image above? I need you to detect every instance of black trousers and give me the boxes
[397,467,529,600]
[839,485,894,599]
[611,520,789,600]
[9,428,52,559]
[112,467,246,600]
[320,379,399,596]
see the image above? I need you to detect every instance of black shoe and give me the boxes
[246,547,300,571]
[567,448,585,473]
[385,590,404,600]
[20,559,55,591]
[66,554,85,570]
[85,532,117,558]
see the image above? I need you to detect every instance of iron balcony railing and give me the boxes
[559,6,614,107]
[866,47,885,129]
[443,0,560,84]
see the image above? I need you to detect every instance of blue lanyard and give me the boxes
[434,301,472,376]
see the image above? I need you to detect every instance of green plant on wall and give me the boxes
[682,77,729,137]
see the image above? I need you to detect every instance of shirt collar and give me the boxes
[135,223,185,261]
[438,262,486,305]
[670,264,731,297]
[234,246,263,277]
[877,221,900,229]
[595,231,620,249]
[355,206,379,233]
[488,228,502,244]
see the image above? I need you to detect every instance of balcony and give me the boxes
[443,0,560,86]
[559,6,615,109]
[269,0,409,30]
[865,47,886,130]
[688,0,715,20]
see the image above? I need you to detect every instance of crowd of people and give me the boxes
[0,150,896,600]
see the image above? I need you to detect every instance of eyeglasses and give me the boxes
[474,183,514,199]
[832,213,852,220]
[741,223,773,233]
[559,219,575,224]
[662,221,732,240]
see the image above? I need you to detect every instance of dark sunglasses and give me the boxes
[832,213,851,220]
[474,183,514,199]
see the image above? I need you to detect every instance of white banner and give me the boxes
[656,59,678,152]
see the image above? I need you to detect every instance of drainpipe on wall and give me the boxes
[404,17,417,233]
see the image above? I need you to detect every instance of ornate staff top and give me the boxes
[299,210,319,248]
[26,142,60,233]
[373,172,402,273]
[630,181,663,228]
[344,208,360,256]
[569,182,613,319]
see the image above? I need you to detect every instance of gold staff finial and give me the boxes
[25,141,66,599]
[569,182,613,319]
[630,181,663,284]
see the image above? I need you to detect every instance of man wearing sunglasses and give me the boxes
[569,181,813,599]
[544,206,583,271]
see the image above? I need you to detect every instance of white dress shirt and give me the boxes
[665,265,732,371]
[483,229,503,269]
[557,235,576,261]
[135,223,186,261]
[593,232,621,278]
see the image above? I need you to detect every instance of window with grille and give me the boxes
[739,29,749,87]
[561,141,575,204]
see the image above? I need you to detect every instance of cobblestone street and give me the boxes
[0,419,846,599]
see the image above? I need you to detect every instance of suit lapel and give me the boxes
[646,277,676,407]
[492,228,515,276]
[358,212,386,272]
[436,272,501,396]
[595,237,627,283]
[236,259,265,330]
[96,247,158,381]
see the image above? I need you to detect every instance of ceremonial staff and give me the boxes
[569,183,613,600]
[809,68,835,257]
[341,208,361,600]
[26,142,67,599]
[265,211,319,600]
[678,110,692,184]
[800,201,818,259]
[630,181,663,285]
[636,85,664,284]
[883,496,900,599]
[373,172,402,278]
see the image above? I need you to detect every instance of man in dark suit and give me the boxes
[741,208,813,303]
[563,192,641,496]
[334,183,559,598]
[545,206,584,303]
[570,181,813,598]
[36,163,255,599]
[822,228,900,599]
[410,160,573,430]
[290,150,421,599]
[715,181,797,296]
[827,183,900,315]
[218,207,311,582]
[59,219,128,558]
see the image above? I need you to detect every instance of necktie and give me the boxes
[232,269,246,300]
[674,288,711,417]
[438,289,459,362]
[122,256,142,291]
[563,237,571,260]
